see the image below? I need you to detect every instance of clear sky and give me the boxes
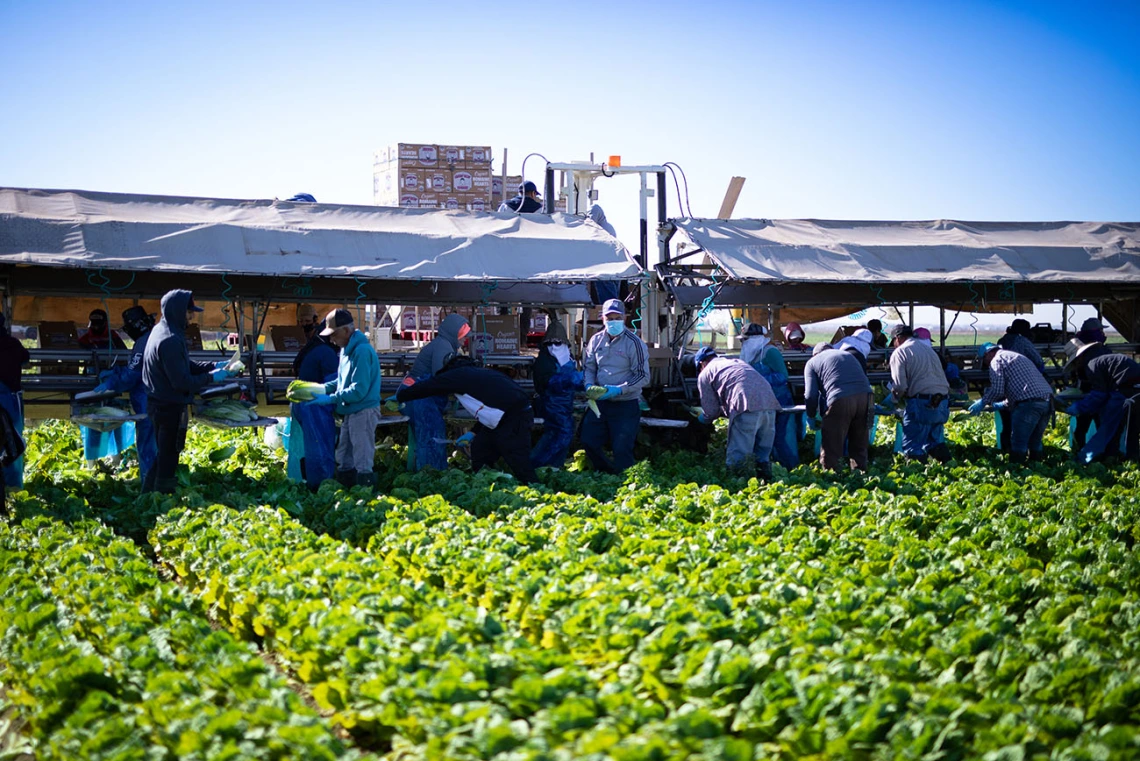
[3,0,1137,329]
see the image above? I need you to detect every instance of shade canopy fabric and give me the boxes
[672,218,1140,284]
[0,187,638,281]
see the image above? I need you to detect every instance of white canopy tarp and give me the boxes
[0,187,638,281]
[673,218,1140,284]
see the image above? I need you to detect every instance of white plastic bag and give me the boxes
[456,393,505,429]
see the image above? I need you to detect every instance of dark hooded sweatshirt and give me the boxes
[409,313,468,380]
[143,290,215,405]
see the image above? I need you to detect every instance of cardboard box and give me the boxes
[441,196,462,210]
[416,144,439,167]
[269,325,308,352]
[438,145,464,165]
[466,197,490,212]
[465,145,492,166]
[471,314,520,355]
[470,168,493,191]
[449,169,476,193]
[415,192,439,209]
[425,170,451,194]
[399,168,425,192]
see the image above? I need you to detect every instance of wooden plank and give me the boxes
[716,177,746,219]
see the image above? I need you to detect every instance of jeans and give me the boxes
[471,407,537,484]
[1009,398,1051,455]
[1078,391,1140,463]
[820,393,870,471]
[751,410,777,466]
[145,401,188,493]
[900,396,950,458]
[580,398,640,474]
[0,389,24,490]
[336,407,381,474]
[409,395,448,471]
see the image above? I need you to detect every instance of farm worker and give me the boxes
[287,304,339,490]
[740,323,798,469]
[396,355,538,484]
[500,180,543,213]
[694,347,781,480]
[531,337,583,470]
[399,313,470,472]
[967,346,1054,463]
[581,298,649,474]
[586,205,622,306]
[79,308,134,469]
[1063,342,1140,464]
[888,324,952,463]
[141,290,235,494]
[0,312,30,500]
[865,319,889,350]
[781,322,811,352]
[803,343,872,471]
[91,307,158,482]
[532,312,570,415]
[309,309,382,488]
[1063,339,1112,452]
[1077,317,1107,345]
[997,319,1046,372]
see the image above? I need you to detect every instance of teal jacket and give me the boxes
[323,330,381,415]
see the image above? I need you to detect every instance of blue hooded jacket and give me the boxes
[142,290,214,405]
[323,329,381,415]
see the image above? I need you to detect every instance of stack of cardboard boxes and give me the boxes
[374,143,494,210]
[490,175,522,210]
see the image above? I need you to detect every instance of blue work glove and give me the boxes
[598,385,621,401]
[98,369,116,383]
[992,400,1008,410]
[91,382,112,394]
[1064,403,1080,416]
[313,394,337,406]
[967,399,986,416]
[210,368,234,383]
[696,412,710,425]
[456,432,475,448]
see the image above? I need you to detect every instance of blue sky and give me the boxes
[2,0,1137,328]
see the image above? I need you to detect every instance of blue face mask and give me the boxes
[605,320,625,336]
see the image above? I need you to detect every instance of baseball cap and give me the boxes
[186,296,204,313]
[1080,318,1104,332]
[890,324,912,341]
[1009,318,1032,336]
[601,298,625,317]
[320,308,354,336]
[914,327,931,341]
[741,322,768,337]
[977,342,996,358]
[519,181,540,195]
[694,346,717,365]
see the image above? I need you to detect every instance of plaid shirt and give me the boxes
[981,349,1053,406]
[996,332,1045,371]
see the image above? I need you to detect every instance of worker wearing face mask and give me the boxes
[580,299,649,473]
[531,338,583,470]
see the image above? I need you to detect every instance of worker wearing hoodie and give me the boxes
[782,322,811,352]
[313,309,382,486]
[402,313,470,471]
[142,290,233,493]
[741,323,798,469]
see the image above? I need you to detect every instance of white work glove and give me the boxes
[549,344,572,366]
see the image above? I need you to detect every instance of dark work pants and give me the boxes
[998,407,1013,451]
[820,393,870,471]
[471,407,538,484]
[580,399,641,474]
[145,401,188,493]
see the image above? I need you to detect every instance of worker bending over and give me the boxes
[694,347,781,481]
[1065,342,1140,464]
[968,344,1054,463]
[804,344,872,472]
[402,313,470,472]
[397,355,537,484]
[889,325,951,463]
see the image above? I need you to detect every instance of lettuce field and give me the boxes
[2,416,1139,760]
